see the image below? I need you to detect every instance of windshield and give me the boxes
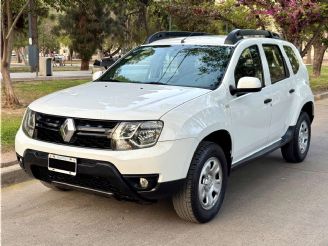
[97,45,233,90]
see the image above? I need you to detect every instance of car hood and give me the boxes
[29,82,210,120]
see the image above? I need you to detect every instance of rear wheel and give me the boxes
[172,141,228,223]
[40,181,71,191]
[281,112,311,163]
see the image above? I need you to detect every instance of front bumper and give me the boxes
[16,128,196,182]
[15,128,197,200]
[18,149,184,201]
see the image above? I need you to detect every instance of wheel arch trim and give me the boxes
[197,129,233,175]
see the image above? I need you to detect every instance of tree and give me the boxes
[14,30,29,65]
[1,0,78,107]
[238,0,327,57]
[313,28,328,77]
[39,13,60,56]
[1,0,29,107]
[311,2,328,76]
[57,1,122,70]
[165,0,262,33]
[103,0,168,53]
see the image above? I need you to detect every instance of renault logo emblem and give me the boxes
[60,118,75,142]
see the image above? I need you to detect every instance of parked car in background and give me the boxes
[53,54,65,66]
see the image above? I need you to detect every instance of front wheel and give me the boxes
[172,141,228,223]
[281,112,311,163]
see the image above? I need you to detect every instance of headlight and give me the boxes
[111,121,163,150]
[22,108,36,138]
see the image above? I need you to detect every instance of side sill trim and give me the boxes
[231,126,295,171]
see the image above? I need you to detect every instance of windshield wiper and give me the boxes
[145,82,168,85]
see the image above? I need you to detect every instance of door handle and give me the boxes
[264,98,272,104]
[289,89,295,94]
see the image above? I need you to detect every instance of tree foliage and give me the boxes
[238,0,328,55]
[39,13,60,54]
[165,0,262,33]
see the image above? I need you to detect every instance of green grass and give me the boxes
[1,113,23,152]
[13,79,89,105]
[9,66,30,73]
[308,65,328,93]
[1,79,89,152]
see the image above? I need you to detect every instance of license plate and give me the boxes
[48,154,77,176]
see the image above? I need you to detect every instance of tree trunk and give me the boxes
[305,46,312,65]
[300,23,323,58]
[16,48,22,63]
[81,59,89,70]
[1,63,20,107]
[1,40,20,107]
[1,0,20,107]
[69,48,73,66]
[142,5,149,36]
[313,42,327,77]
[19,47,28,65]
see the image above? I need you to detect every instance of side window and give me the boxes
[263,44,288,84]
[234,45,264,87]
[283,45,300,74]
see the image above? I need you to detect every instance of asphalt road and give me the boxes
[2,99,328,246]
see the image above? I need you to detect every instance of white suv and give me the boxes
[15,29,314,223]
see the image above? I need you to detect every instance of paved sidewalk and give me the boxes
[1,70,92,81]
[1,152,17,168]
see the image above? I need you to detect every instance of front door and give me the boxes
[229,45,272,163]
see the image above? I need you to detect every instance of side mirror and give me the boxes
[230,77,262,96]
[92,71,103,81]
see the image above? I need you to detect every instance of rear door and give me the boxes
[261,43,294,142]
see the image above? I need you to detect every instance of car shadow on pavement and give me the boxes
[38,150,294,225]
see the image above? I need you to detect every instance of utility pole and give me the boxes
[28,0,39,75]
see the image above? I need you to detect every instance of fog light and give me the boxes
[139,178,149,189]
[16,154,24,168]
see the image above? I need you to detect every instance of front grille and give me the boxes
[34,112,118,149]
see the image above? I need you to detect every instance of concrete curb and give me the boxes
[1,91,327,187]
[1,160,18,168]
[314,91,328,101]
[1,164,30,188]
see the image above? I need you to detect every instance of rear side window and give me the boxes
[283,46,300,74]
[234,45,264,87]
[263,44,288,84]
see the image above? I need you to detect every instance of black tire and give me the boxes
[281,112,311,163]
[40,181,71,191]
[172,141,228,223]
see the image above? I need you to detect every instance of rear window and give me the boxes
[283,46,300,74]
[263,44,288,84]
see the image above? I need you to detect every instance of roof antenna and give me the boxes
[181,32,196,44]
